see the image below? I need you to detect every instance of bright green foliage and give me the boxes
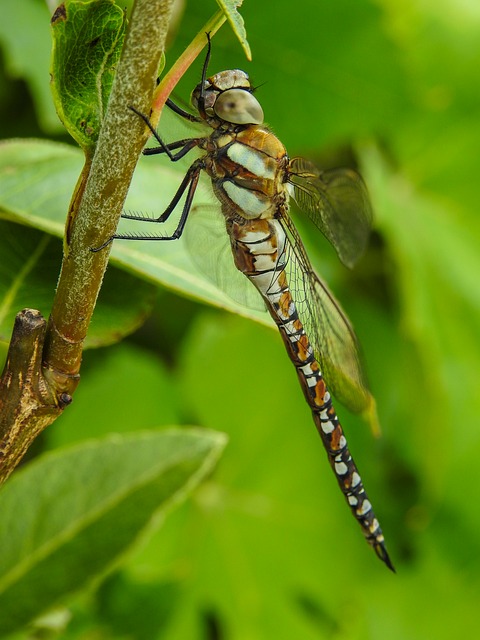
[0,429,226,635]
[1,0,480,638]
[48,341,182,448]
[0,137,270,329]
[215,0,251,59]
[0,217,156,349]
[0,140,157,349]
[50,0,126,152]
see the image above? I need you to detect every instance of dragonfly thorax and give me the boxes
[191,69,264,126]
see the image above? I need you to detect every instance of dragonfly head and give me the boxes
[191,69,264,126]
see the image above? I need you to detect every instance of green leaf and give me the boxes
[0,138,271,327]
[0,428,227,635]
[361,145,480,410]
[88,263,156,348]
[0,139,80,235]
[215,0,251,60]
[360,142,480,498]
[50,0,126,152]
[0,219,155,349]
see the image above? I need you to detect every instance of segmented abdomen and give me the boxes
[229,216,393,570]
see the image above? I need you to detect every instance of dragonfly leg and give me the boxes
[91,161,202,251]
[155,32,211,124]
[165,98,202,123]
[142,137,201,160]
[129,106,203,161]
[121,158,203,224]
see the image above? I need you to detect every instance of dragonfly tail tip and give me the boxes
[374,541,396,573]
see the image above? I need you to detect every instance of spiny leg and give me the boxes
[129,105,203,161]
[91,160,202,251]
[165,98,202,123]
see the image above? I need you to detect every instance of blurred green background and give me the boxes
[1,0,480,638]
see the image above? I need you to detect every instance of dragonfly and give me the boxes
[95,38,394,571]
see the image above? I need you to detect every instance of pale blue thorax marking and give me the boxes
[227,143,276,179]
[224,181,269,217]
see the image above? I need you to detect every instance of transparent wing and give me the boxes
[185,205,265,310]
[279,211,372,414]
[288,157,373,268]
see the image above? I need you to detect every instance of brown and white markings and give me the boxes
[95,39,394,571]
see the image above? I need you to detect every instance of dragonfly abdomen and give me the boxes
[230,216,394,570]
[275,299,391,562]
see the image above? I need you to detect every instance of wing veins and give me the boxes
[278,210,371,413]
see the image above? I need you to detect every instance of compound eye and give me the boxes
[214,89,264,124]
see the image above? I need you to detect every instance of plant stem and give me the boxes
[45,0,175,377]
[0,0,175,483]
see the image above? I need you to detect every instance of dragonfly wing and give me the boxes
[288,157,373,268]
[185,205,265,310]
[279,213,372,414]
